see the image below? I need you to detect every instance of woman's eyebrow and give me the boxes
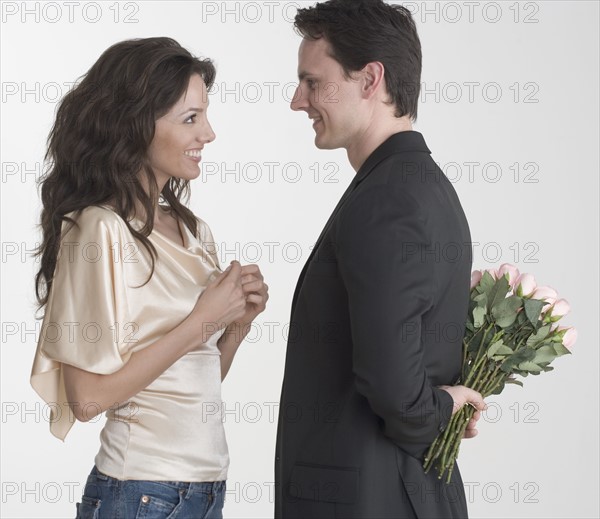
[177,107,205,116]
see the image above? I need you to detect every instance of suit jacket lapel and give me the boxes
[290,131,432,316]
[290,151,393,312]
[290,179,355,313]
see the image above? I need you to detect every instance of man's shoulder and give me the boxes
[369,150,444,188]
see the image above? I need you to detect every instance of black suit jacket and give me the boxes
[275,131,472,518]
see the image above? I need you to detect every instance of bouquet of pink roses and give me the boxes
[423,263,576,483]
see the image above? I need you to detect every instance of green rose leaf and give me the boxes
[477,271,496,295]
[526,325,551,347]
[474,293,487,309]
[505,378,524,387]
[488,341,513,359]
[552,342,572,356]
[490,382,506,395]
[487,275,510,312]
[487,340,504,357]
[467,337,481,354]
[515,311,529,327]
[473,306,486,328]
[518,361,543,373]
[523,298,545,326]
[500,347,535,372]
[533,345,557,364]
[492,295,522,328]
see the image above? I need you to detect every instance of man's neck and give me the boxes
[346,116,414,172]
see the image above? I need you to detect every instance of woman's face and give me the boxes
[147,73,215,185]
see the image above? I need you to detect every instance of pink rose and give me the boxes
[485,268,498,280]
[558,326,577,351]
[515,273,537,297]
[497,263,521,287]
[549,299,571,320]
[532,285,558,305]
[532,286,558,314]
[470,270,482,289]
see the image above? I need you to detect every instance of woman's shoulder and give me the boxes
[64,204,130,238]
[193,214,216,243]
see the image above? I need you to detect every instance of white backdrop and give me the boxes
[1,1,598,518]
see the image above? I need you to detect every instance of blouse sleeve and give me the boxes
[195,216,221,271]
[30,206,133,441]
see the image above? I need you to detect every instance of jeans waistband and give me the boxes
[90,465,226,495]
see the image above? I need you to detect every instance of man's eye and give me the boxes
[184,114,197,123]
[307,80,316,90]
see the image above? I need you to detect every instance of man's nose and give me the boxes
[290,84,309,111]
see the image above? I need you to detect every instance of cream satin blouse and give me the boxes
[30,205,229,481]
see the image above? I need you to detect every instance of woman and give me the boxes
[30,37,268,518]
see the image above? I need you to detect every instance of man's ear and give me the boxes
[361,61,385,99]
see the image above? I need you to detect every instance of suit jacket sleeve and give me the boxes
[336,182,455,460]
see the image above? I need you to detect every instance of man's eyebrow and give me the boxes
[298,71,315,81]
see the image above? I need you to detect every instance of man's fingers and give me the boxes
[463,429,478,439]
[438,385,486,415]
[463,414,480,440]
[465,389,486,411]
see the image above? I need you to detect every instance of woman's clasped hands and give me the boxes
[187,261,269,345]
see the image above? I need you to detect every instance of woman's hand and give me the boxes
[186,261,247,342]
[234,264,269,329]
[215,264,269,380]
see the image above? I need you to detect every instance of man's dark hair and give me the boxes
[294,0,422,120]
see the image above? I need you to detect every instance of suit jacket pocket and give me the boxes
[395,447,467,518]
[288,463,359,504]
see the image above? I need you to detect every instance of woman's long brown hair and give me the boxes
[34,37,216,313]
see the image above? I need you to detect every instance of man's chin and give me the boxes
[314,134,335,150]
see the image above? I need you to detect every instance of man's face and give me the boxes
[291,37,363,150]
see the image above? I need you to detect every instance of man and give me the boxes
[275,1,485,517]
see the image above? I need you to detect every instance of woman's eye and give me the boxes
[184,114,197,124]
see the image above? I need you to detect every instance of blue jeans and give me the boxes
[75,466,225,519]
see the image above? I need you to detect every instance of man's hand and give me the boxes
[439,385,486,439]
[463,408,482,439]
